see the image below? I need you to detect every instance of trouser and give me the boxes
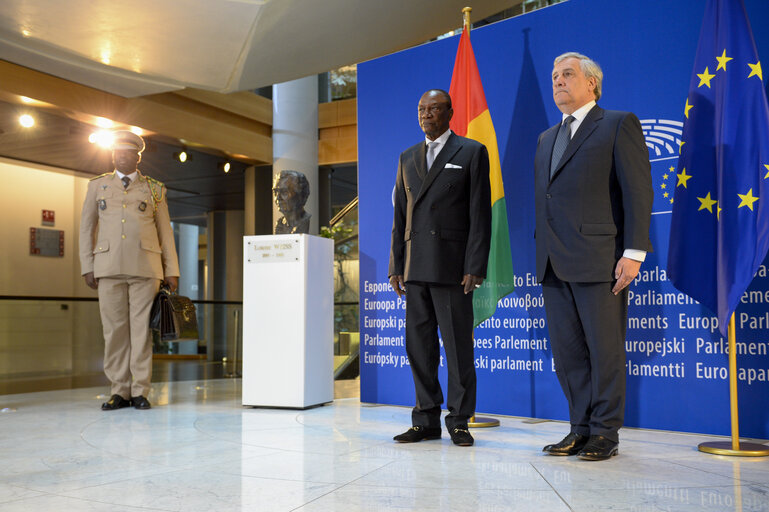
[97,275,161,398]
[541,263,628,442]
[405,281,476,430]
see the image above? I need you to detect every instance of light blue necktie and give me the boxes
[426,141,439,171]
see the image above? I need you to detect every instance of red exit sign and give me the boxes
[42,210,55,226]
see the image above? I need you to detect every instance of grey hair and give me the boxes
[554,52,603,100]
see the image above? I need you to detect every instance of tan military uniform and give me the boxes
[79,171,179,399]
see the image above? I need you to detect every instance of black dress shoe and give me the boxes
[543,432,589,456]
[393,426,441,443]
[577,435,618,461]
[449,427,474,446]
[101,394,131,411]
[131,395,152,410]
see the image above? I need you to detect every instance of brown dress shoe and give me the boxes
[577,435,618,461]
[101,394,131,411]
[393,426,441,443]
[543,432,589,456]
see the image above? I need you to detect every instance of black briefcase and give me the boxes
[149,285,199,342]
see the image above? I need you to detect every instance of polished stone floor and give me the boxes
[1,379,768,512]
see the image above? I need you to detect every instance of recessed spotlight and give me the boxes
[129,126,144,136]
[19,114,35,128]
[174,151,189,163]
[218,162,231,173]
[20,96,35,104]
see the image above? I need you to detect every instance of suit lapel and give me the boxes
[539,125,559,183]
[413,142,428,181]
[551,105,603,181]
[415,133,462,204]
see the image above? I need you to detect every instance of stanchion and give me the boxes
[698,314,769,456]
[224,309,242,378]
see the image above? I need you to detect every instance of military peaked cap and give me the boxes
[112,130,146,153]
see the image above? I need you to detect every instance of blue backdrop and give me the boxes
[357,0,769,438]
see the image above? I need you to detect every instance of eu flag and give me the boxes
[668,0,769,337]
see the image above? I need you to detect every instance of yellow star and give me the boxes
[764,164,769,179]
[748,61,763,81]
[670,198,675,204]
[661,183,667,189]
[663,192,669,198]
[717,204,722,221]
[698,192,717,213]
[684,98,694,118]
[677,167,692,188]
[716,49,733,71]
[663,174,669,180]
[697,67,715,88]
[669,166,675,173]
[738,188,759,211]
[679,141,685,154]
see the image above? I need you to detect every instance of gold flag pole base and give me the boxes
[698,441,769,457]
[696,314,769,458]
[468,415,500,428]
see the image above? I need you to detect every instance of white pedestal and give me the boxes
[242,234,334,408]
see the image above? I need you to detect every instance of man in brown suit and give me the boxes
[79,131,180,410]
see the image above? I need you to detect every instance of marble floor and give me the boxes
[1,379,768,512]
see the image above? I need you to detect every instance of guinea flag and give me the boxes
[449,27,515,326]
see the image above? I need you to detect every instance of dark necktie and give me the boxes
[426,141,439,171]
[122,176,131,189]
[550,115,575,179]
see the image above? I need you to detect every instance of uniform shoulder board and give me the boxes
[89,171,113,181]
[145,176,165,188]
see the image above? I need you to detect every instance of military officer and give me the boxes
[79,130,179,411]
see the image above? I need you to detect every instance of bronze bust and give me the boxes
[273,170,311,234]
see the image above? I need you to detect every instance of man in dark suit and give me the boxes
[389,89,491,446]
[534,53,653,460]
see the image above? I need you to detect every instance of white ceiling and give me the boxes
[0,0,519,98]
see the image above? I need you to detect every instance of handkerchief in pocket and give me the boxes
[445,163,462,169]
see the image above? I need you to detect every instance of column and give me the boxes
[272,76,319,234]
[176,223,199,355]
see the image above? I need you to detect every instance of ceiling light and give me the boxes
[95,117,113,128]
[173,150,189,163]
[218,162,231,173]
[20,96,35,104]
[19,114,35,128]
[89,130,114,149]
[129,126,144,136]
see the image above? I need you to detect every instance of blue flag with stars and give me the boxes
[668,0,769,337]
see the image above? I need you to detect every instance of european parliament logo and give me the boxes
[642,118,683,213]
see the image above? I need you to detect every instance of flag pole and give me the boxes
[459,4,499,430]
[698,313,769,456]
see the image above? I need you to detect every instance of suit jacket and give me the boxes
[79,171,180,280]
[389,133,491,285]
[534,105,653,283]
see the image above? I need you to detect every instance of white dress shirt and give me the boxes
[425,129,453,163]
[115,170,138,184]
[563,101,646,263]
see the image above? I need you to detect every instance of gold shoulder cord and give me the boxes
[146,177,164,213]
